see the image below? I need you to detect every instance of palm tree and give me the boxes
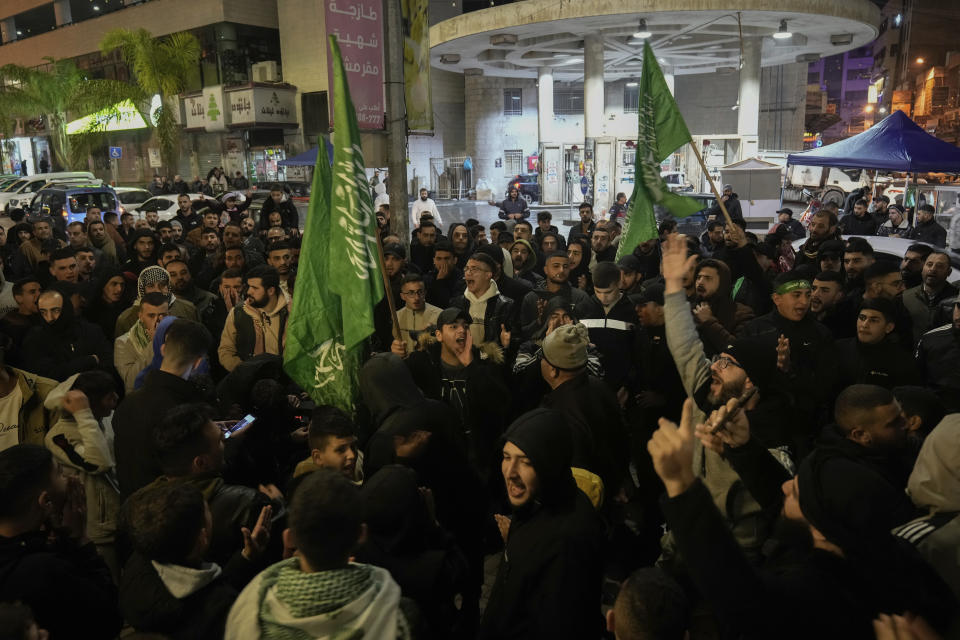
[100,28,200,174]
[0,57,135,170]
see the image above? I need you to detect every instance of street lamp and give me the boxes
[865,105,874,113]
[916,57,925,65]
[773,20,792,40]
[633,19,652,40]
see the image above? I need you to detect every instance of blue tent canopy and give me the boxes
[277,141,334,167]
[787,110,960,173]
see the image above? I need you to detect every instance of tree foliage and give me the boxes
[100,28,201,173]
[0,57,136,170]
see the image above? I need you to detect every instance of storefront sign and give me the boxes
[66,100,148,135]
[228,87,298,127]
[325,0,385,130]
[183,86,228,132]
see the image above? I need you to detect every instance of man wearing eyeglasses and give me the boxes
[391,274,441,357]
[449,253,514,351]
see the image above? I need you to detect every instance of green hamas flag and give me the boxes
[282,136,363,411]
[282,36,384,411]
[327,35,384,350]
[617,42,702,259]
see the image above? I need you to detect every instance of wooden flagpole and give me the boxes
[688,141,734,227]
[374,232,401,342]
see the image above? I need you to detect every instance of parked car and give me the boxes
[0,175,21,191]
[0,171,97,213]
[26,183,118,226]
[113,187,153,216]
[135,193,218,221]
[791,234,960,273]
[655,192,715,237]
[504,174,540,204]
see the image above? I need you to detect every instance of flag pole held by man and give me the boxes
[283,35,384,412]
[617,42,705,260]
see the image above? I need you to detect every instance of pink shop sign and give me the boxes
[325,0,385,130]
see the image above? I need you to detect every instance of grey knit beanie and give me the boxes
[542,323,588,370]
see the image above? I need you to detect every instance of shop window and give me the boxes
[503,89,522,116]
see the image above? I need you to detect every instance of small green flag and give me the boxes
[326,35,384,350]
[617,42,703,259]
[282,36,384,412]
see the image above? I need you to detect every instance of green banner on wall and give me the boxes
[401,0,433,132]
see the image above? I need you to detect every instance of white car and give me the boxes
[791,234,960,272]
[134,193,218,221]
[113,187,153,216]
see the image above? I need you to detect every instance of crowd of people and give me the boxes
[0,181,958,640]
[148,169,251,198]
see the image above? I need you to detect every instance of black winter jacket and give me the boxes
[0,531,121,640]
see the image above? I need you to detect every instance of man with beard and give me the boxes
[449,223,473,270]
[409,220,438,273]
[22,288,112,381]
[410,187,442,229]
[839,198,878,235]
[648,393,956,639]
[835,298,920,390]
[567,202,597,246]
[903,251,957,343]
[479,409,604,640]
[590,226,617,266]
[691,258,754,356]
[218,265,287,372]
[901,243,932,289]
[520,251,590,338]
[165,258,216,320]
[266,241,294,300]
[861,261,913,347]
[841,237,875,296]
[661,234,798,559]
[794,208,840,267]
[916,300,960,413]
[172,194,202,233]
[123,229,157,276]
[498,185,530,222]
[906,204,947,247]
[816,239,844,274]
[74,248,96,283]
[809,271,854,339]
[86,220,119,267]
[221,222,262,270]
[424,240,465,308]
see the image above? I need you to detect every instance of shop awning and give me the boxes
[278,142,335,167]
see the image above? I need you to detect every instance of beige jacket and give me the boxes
[218,298,287,372]
[397,303,442,352]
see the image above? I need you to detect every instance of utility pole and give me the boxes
[383,0,409,241]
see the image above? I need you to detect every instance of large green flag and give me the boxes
[617,42,703,259]
[326,35,384,349]
[282,36,384,411]
[282,135,364,411]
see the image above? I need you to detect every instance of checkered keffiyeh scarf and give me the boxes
[137,265,170,300]
[259,559,375,640]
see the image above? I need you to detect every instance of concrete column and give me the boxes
[737,37,762,159]
[53,0,72,26]
[0,18,16,44]
[584,34,604,205]
[664,72,675,96]
[537,67,554,144]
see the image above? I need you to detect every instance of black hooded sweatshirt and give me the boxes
[480,409,604,640]
[21,286,112,380]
